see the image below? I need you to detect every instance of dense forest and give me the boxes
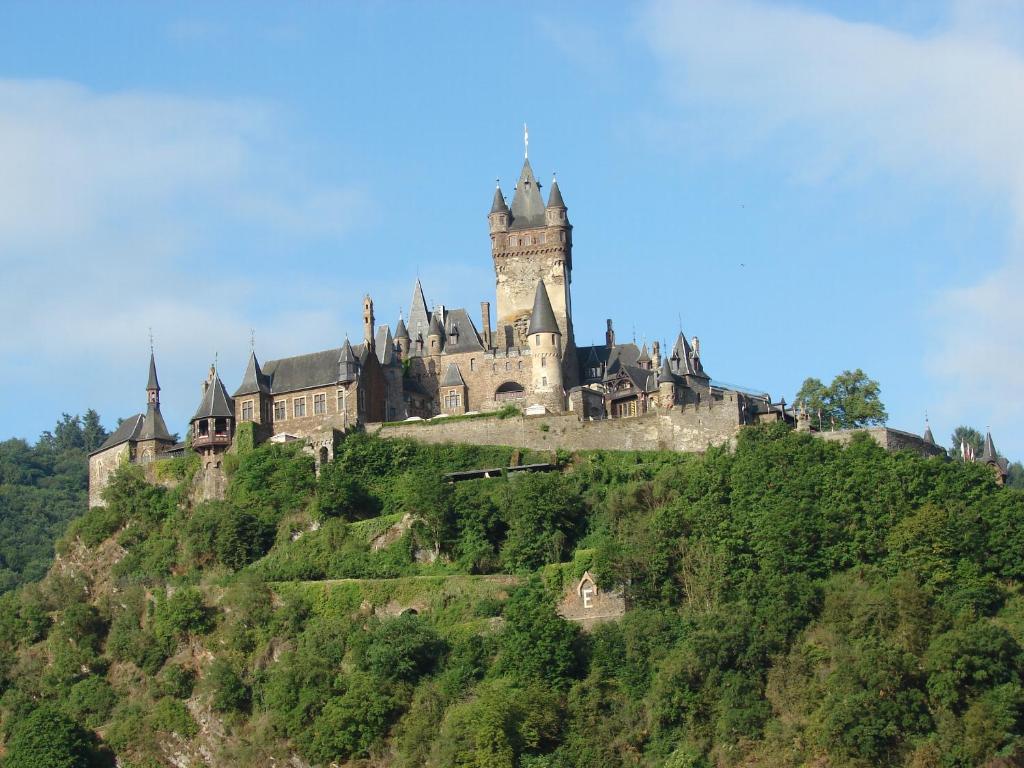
[0,412,106,594]
[1,424,1024,767]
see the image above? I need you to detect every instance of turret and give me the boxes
[427,313,444,354]
[338,337,358,383]
[527,281,564,412]
[638,343,652,370]
[488,182,510,234]
[657,354,675,409]
[545,175,567,226]
[234,349,270,426]
[147,352,160,406]
[137,352,175,461]
[395,315,410,359]
[191,367,235,461]
[363,295,375,352]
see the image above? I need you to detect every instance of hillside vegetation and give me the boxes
[1,425,1024,767]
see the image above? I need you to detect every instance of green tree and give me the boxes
[795,369,887,429]
[497,578,579,687]
[4,705,109,768]
[950,425,984,461]
[394,469,455,556]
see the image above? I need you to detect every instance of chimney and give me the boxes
[605,319,615,347]
[480,301,492,348]
[652,340,661,369]
[363,295,375,352]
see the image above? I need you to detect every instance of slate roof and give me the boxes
[444,308,484,353]
[260,343,368,394]
[547,178,565,208]
[192,374,235,420]
[490,185,510,214]
[657,356,675,385]
[923,423,935,445]
[510,158,546,230]
[440,362,466,388]
[94,414,145,454]
[376,325,397,366]
[395,316,409,340]
[234,351,270,397]
[528,280,559,335]
[147,353,160,391]
[427,313,443,339]
[407,280,431,346]
[139,404,174,442]
[576,342,641,382]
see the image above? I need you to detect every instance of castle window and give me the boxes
[337,389,346,412]
[531,236,537,245]
[274,401,286,420]
[539,233,545,244]
[241,400,253,421]
[542,376,548,386]
[508,236,515,246]
[470,358,475,372]
[505,361,510,371]
[533,336,538,346]
[560,231,566,243]
[314,393,326,415]
[551,334,555,345]
[444,390,461,409]
[517,360,522,370]
[541,357,546,368]
[214,418,227,436]
[293,397,306,417]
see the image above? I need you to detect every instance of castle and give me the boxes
[89,142,986,506]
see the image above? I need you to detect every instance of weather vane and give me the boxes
[524,123,529,159]
[148,327,154,353]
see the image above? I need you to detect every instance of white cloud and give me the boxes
[0,79,371,435]
[639,0,1024,454]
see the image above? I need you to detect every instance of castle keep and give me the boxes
[88,142,954,504]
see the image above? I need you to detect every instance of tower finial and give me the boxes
[149,327,154,353]
[524,123,529,159]
[249,328,255,352]
[496,178,500,189]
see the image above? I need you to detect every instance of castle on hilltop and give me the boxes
[89,140,975,506]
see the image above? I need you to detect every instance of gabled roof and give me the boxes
[192,374,235,421]
[443,308,484,354]
[528,280,559,335]
[510,158,546,230]
[547,177,565,208]
[576,342,641,382]
[234,350,270,397]
[440,362,466,388]
[93,413,144,454]
[490,184,510,215]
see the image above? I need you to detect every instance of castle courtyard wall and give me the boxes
[815,427,945,458]
[372,399,744,453]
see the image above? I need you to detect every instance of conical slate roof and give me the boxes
[193,373,234,420]
[528,280,559,336]
[338,338,358,383]
[510,158,546,230]
[407,279,431,344]
[428,313,443,337]
[490,184,510,215]
[440,362,465,388]
[234,350,269,397]
[547,177,565,208]
[657,356,675,384]
[981,430,998,462]
[376,325,397,366]
[923,422,935,445]
[395,316,409,340]
[670,332,695,375]
[638,343,651,364]
[147,352,160,391]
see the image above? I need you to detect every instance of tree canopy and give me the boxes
[795,369,888,429]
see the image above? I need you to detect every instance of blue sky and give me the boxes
[1,0,1022,458]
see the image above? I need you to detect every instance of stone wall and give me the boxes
[373,396,745,453]
[88,442,131,508]
[557,572,626,630]
[815,427,945,457]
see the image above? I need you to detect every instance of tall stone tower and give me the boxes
[526,280,564,413]
[489,135,576,386]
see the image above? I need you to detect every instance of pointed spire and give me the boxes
[338,337,358,383]
[547,175,565,208]
[981,429,998,462]
[234,349,269,397]
[923,415,935,445]
[528,280,559,336]
[491,182,510,214]
[658,355,675,384]
[395,315,409,340]
[510,157,546,229]
[147,351,160,393]
[408,279,431,345]
[192,370,234,421]
[638,343,651,363]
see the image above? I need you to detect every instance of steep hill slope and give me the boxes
[1,425,1023,768]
